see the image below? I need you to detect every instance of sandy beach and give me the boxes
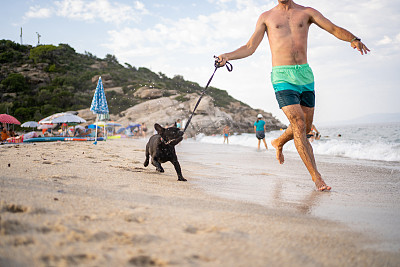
[1,138,399,266]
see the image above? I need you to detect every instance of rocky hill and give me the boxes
[0,40,286,136]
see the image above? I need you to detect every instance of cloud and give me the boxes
[54,0,148,24]
[104,1,270,59]
[376,36,393,46]
[24,5,52,19]
[24,0,148,25]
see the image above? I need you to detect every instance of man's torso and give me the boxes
[262,4,313,66]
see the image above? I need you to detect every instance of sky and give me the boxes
[1,0,400,125]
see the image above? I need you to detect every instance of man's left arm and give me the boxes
[308,8,370,55]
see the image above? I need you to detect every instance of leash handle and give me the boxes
[183,56,233,134]
[214,55,233,72]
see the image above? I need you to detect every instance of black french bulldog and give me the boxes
[144,123,186,181]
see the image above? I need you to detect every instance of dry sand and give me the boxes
[0,139,399,266]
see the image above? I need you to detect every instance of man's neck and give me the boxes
[277,0,295,10]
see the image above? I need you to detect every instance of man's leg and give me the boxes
[272,105,314,164]
[277,104,330,191]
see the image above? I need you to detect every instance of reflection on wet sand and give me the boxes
[271,180,323,215]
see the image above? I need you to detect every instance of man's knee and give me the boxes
[291,118,307,135]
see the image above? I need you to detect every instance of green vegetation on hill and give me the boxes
[0,39,245,123]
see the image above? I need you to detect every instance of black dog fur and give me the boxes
[144,123,186,181]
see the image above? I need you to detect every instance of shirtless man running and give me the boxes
[217,0,369,191]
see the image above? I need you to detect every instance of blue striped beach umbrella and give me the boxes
[90,77,109,144]
[90,77,109,115]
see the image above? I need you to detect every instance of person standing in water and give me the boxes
[217,0,369,191]
[222,125,230,144]
[254,114,268,150]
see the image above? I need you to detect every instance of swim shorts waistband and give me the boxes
[272,63,310,70]
[271,63,314,93]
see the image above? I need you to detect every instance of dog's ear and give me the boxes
[154,123,165,134]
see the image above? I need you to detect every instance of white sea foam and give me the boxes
[194,123,400,162]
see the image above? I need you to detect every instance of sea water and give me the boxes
[195,122,400,163]
[181,122,400,250]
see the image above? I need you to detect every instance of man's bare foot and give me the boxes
[271,139,284,164]
[313,177,331,191]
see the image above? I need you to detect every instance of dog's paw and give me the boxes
[143,160,149,167]
[156,168,164,173]
[178,177,187,182]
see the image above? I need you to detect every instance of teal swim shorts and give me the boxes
[271,64,315,109]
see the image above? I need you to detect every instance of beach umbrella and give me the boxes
[38,111,83,124]
[51,113,86,124]
[126,123,141,129]
[39,112,67,124]
[116,127,125,134]
[21,121,39,128]
[107,122,122,127]
[90,76,109,144]
[0,114,21,125]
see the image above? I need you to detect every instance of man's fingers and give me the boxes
[361,43,369,55]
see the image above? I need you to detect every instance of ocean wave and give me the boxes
[195,130,400,162]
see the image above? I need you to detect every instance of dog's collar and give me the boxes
[160,136,174,145]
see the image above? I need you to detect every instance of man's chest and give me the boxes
[266,11,310,35]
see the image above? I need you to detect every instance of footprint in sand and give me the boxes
[128,255,165,266]
[2,203,28,213]
[41,254,96,266]
[1,220,31,235]
[1,202,50,215]
[112,166,145,173]
[184,225,226,235]
[124,213,146,224]
[9,236,35,246]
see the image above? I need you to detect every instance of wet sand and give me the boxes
[178,141,400,252]
[1,138,399,266]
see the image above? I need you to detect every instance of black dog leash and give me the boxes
[182,56,233,134]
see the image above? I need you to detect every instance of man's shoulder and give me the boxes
[299,5,320,16]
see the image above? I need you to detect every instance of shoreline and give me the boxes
[1,139,399,266]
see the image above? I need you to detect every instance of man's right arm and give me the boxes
[218,13,267,66]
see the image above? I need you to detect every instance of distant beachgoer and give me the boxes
[217,0,369,190]
[1,128,10,141]
[8,130,16,137]
[254,114,268,150]
[141,122,148,138]
[23,131,38,140]
[176,119,182,129]
[223,125,230,144]
[307,124,320,142]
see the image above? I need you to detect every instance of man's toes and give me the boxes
[317,185,331,191]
